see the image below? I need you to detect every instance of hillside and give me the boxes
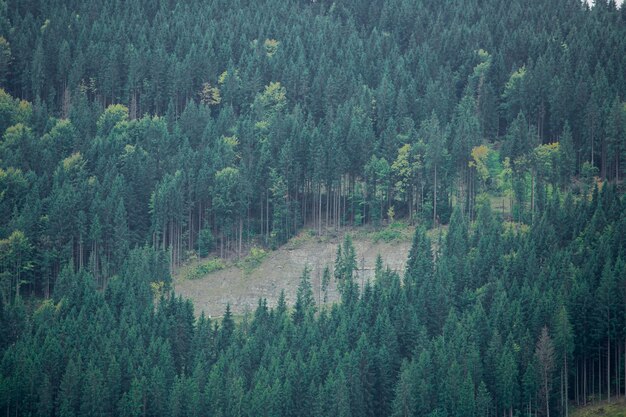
[572,399,626,417]
[1,0,626,416]
[174,226,415,316]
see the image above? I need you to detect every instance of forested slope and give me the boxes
[1,0,626,416]
[1,186,625,417]
[0,0,625,298]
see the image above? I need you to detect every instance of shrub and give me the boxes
[236,247,268,274]
[186,258,225,280]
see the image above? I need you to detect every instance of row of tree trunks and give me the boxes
[574,344,626,408]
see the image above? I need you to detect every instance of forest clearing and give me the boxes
[175,226,414,316]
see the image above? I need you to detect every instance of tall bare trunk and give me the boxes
[318,184,322,236]
[325,183,330,231]
[266,193,270,244]
[596,356,600,403]
[574,362,580,406]
[606,336,611,402]
[433,164,437,225]
[565,353,569,417]
[583,358,587,405]
[601,137,607,180]
[561,368,564,417]
[239,217,243,259]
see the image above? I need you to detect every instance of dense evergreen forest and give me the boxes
[2,187,626,417]
[0,0,626,415]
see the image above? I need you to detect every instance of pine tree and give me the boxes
[58,356,83,417]
[113,198,130,274]
[293,265,315,325]
[405,226,433,290]
[219,304,235,351]
[391,360,416,417]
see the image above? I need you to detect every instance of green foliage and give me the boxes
[581,162,599,195]
[0,185,624,417]
[0,0,622,298]
[0,89,30,134]
[197,228,214,258]
[254,81,286,117]
[185,258,226,280]
[371,221,409,243]
[0,2,625,416]
[0,38,11,88]
[97,104,128,136]
[199,82,221,106]
[365,155,391,225]
[0,230,33,304]
[236,247,268,274]
[293,265,315,324]
[502,66,527,122]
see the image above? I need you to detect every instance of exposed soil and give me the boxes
[174,228,414,317]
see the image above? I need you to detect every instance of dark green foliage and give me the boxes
[404,226,433,305]
[0,0,623,299]
[0,0,625,416]
[293,265,315,325]
[335,234,359,308]
[197,228,213,258]
[0,187,625,417]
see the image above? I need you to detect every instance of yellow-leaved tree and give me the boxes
[199,82,222,106]
[469,144,491,191]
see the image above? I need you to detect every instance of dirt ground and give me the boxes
[174,229,413,317]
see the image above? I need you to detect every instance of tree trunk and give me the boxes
[591,122,595,166]
[325,183,330,231]
[220,232,224,258]
[188,208,193,251]
[583,358,587,405]
[561,367,564,417]
[574,361,580,406]
[266,193,270,244]
[606,336,611,402]
[598,346,602,402]
[318,184,322,236]
[433,164,437,225]
[420,182,424,219]
[530,171,535,224]
[262,193,266,242]
[615,341,619,399]
[565,353,569,417]
[544,370,550,417]
[239,217,243,259]
[601,137,607,180]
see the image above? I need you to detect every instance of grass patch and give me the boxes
[284,230,316,250]
[185,258,226,280]
[371,221,412,243]
[236,247,268,275]
[572,399,626,417]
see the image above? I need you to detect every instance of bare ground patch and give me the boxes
[173,227,413,317]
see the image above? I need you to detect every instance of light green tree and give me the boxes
[0,230,33,304]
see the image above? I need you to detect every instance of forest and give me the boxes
[0,0,625,415]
